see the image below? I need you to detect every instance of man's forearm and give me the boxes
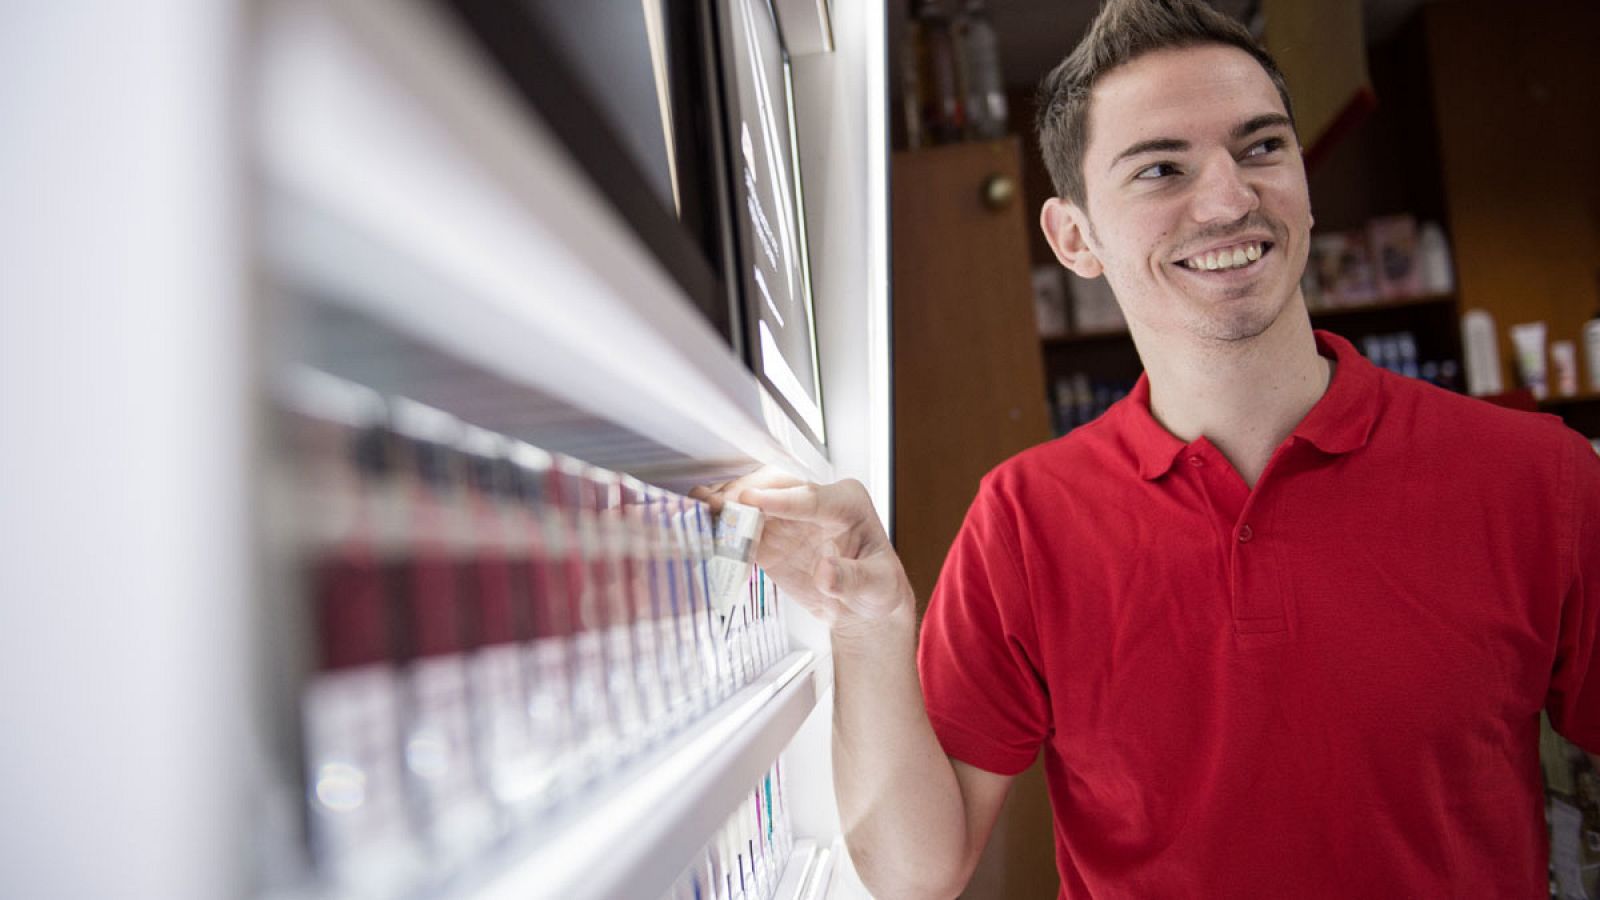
[830,599,972,899]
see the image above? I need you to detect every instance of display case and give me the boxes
[0,0,889,897]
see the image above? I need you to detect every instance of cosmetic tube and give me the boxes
[1551,341,1579,397]
[1510,321,1548,400]
[1583,318,1600,393]
[1461,310,1504,396]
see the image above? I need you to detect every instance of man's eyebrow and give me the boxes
[1232,113,1294,140]
[1106,114,1294,171]
[1108,138,1188,171]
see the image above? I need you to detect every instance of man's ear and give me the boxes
[1041,197,1103,279]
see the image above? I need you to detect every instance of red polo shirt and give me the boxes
[919,331,1600,898]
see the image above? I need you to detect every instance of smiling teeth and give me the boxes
[1184,242,1264,271]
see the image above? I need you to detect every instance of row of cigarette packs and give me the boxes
[661,762,797,900]
[277,371,788,895]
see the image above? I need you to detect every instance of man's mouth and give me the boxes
[1177,240,1273,272]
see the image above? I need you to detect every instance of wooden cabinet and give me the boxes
[891,137,1052,602]
[891,136,1058,900]
[1424,0,1600,432]
[1425,0,1600,386]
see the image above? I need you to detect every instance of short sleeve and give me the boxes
[917,479,1049,775]
[1547,435,1600,753]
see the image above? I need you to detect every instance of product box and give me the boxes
[1066,272,1126,333]
[1032,265,1069,338]
[385,402,497,864]
[552,457,618,784]
[586,468,649,757]
[1310,231,1378,306]
[657,492,711,717]
[639,485,692,730]
[620,475,671,741]
[456,430,538,817]
[1366,215,1422,299]
[290,406,423,895]
[512,442,576,812]
[708,501,766,683]
[687,500,736,699]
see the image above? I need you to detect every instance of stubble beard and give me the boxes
[1171,214,1295,344]
[1186,292,1283,343]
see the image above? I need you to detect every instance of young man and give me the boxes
[701,0,1600,896]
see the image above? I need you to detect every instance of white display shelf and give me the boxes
[772,839,839,900]
[453,651,825,900]
[256,0,832,489]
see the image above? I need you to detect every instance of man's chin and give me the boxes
[1186,305,1282,344]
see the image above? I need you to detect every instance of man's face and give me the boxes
[1052,44,1312,344]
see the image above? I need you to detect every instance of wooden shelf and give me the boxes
[1040,293,1460,350]
[1306,293,1457,318]
[1540,392,1600,409]
[1041,328,1130,348]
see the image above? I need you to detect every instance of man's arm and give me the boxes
[831,597,1013,898]
[703,475,1011,898]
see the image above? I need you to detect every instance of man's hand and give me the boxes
[697,468,1006,896]
[693,468,913,639]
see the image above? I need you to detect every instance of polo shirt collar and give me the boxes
[1123,376,1188,480]
[1123,329,1381,481]
[1292,330,1381,456]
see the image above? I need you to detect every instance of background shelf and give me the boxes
[1306,292,1456,318]
[1040,293,1460,350]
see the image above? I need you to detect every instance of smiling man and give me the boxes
[700,0,1600,897]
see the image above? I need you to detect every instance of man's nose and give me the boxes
[1189,155,1259,224]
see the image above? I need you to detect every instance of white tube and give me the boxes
[1583,318,1600,393]
[1551,341,1579,397]
[1509,321,1548,400]
[1461,309,1504,396]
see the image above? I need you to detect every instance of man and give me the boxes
[701,0,1600,895]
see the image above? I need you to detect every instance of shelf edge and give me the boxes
[459,651,822,900]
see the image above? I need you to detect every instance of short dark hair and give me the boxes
[1035,0,1295,209]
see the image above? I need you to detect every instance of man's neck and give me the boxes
[1137,309,1332,488]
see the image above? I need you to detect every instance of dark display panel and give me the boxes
[712,0,825,449]
[441,0,825,454]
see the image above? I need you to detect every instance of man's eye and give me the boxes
[1134,162,1179,180]
[1245,137,1286,158]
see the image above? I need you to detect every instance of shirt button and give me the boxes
[1188,456,1204,467]
[1238,524,1254,543]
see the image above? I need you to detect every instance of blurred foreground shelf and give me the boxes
[459,651,828,900]
[258,0,830,490]
[770,838,841,900]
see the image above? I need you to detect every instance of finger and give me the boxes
[687,484,716,502]
[739,481,862,526]
[722,465,806,500]
[691,470,770,511]
[688,480,733,510]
